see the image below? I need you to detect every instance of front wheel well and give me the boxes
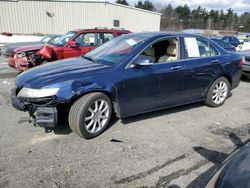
[69,90,118,114]
[71,90,114,104]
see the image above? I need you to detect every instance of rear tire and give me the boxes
[205,77,230,107]
[69,92,112,139]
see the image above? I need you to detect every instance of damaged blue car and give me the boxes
[11,32,243,138]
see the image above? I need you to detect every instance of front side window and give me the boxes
[184,37,218,58]
[74,33,96,46]
[138,38,179,63]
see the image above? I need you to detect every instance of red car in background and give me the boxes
[10,28,131,72]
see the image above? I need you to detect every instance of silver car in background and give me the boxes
[241,50,250,78]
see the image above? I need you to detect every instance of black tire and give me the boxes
[205,77,230,107]
[68,92,112,139]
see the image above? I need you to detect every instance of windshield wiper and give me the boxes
[82,56,98,63]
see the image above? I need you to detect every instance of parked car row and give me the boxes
[6,28,131,72]
[0,34,61,58]
[2,30,246,75]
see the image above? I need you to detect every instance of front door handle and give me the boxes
[211,59,219,64]
[170,65,182,70]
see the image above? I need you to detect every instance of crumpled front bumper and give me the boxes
[11,87,58,129]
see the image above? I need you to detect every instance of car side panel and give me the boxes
[181,56,224,100]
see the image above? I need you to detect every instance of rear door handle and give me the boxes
[170,65,182,70]
[211,59,219,64]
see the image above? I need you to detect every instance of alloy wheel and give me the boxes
[212,81,228,105]
[84,99,110,134]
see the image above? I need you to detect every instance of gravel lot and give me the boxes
[0,58,250,188]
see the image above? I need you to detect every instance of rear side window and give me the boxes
[97,33,114,46]
[184,37,218,58]
[117,33,126,36]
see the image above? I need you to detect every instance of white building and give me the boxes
[0,0,161,35]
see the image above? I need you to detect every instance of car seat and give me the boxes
[158,43,177,62]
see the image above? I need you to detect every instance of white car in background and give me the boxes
[241,38,250,51]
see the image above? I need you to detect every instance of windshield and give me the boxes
[53,31,77,46]
[40,36,53,43]
[84,34,150,66]
[48,36,61,45]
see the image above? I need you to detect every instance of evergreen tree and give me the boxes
[116,0,129,6]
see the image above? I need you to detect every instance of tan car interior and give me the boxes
[141,38,178,63]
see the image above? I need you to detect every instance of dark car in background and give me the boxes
[10,28,131,72]
[210,38,236,52]
[222,36,241,47]
[206,142,250,188]
[11,32,242,139]
[241,50,250,78]
[0,34,61,58]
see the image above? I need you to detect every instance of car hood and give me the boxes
[3,41,42,52]
[16,57,112,89]
[14,44,45,52]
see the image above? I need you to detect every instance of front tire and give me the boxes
[69,92,112,139]
[205,77,230,107]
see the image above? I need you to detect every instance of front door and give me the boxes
[122,37,186,116]
[63,32,97,58]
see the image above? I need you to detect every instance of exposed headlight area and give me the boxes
[17,87,59,98]
[16,52,26,58]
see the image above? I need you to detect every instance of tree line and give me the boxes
[115,0,250,32]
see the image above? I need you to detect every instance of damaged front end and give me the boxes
[14,45,56,72]
[11,86,64,132]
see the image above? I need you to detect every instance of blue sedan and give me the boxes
[11,32,243,138]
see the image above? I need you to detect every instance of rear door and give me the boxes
[180,36,223,100]
[63,32,97,58]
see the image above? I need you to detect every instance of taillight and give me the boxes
[239,58,245,68]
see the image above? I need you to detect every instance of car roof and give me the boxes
[72,28,131,33]
[124,31,204,39]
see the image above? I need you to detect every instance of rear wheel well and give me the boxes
[220,74,232,88]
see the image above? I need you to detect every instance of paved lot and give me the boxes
[0,59,250,188]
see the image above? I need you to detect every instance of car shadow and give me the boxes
[241,76,250,83]
[185,129,250,188]
[121,102,204,125]
[53,115,119,135]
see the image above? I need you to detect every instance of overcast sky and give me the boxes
[113,0,250,14]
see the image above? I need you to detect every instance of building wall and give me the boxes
[0,0,161,34]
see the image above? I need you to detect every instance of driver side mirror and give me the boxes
[132,55,155,68]
[68,41,78,48]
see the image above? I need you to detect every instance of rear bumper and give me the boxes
[11,88,58,129]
